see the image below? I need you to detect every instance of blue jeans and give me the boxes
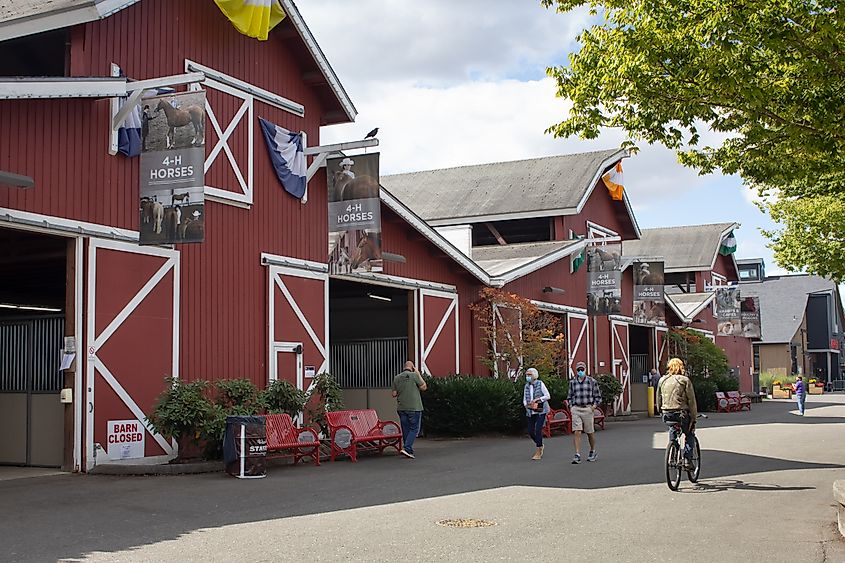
[663,411,696,460]
[528,413,546,447]
[398,411,422,454]
[796,393,806,415]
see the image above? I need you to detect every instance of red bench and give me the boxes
[593,405,606,430]
[715,391,739,412]
[265,413,321,466]
[326,409,402,462]
[543,407,572,437]
[727,391,752,411]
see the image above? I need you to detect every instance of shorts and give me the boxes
[570,405,595,434]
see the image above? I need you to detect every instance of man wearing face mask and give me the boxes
[522,367,550,460]
[566,361,602,464]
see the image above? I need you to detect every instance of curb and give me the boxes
[88,461,222,476]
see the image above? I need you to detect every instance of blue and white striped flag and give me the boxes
[259,117,307,201]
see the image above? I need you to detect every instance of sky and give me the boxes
[298,0,786,275]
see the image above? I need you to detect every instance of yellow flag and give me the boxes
[602,161,624,201]
[214,0,286,41]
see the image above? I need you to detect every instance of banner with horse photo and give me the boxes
[633,260,665,325]
[586,244,622,317]
[715,286,742,336]
[139,90,206,245]
[740,296,762,338]
[327,153,382,274]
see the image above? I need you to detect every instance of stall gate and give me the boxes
[611,320,631,414]
[0,316,64,467]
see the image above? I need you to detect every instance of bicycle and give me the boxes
[663,413,706,491]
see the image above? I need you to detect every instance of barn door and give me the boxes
[567,313,590,378]
[268,262,328,391]
[419,289,459,376]
[611,320,631,414]
[86,239,179,468]
[491,302,522,379]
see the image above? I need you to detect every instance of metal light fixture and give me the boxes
[367,293,392,302]
[0,303,62,312]
[542,286,565,294]
[0,170,34,189]
[381,252,406,263]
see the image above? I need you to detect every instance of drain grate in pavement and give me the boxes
[436,518,497,528]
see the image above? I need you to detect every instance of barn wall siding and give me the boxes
[0,0,333,386]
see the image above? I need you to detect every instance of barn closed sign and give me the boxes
[139,90,206,246]
[107,419,145,460]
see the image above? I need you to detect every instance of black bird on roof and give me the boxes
[364,127,379,139]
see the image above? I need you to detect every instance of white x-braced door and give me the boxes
[86,239,179,468]
[419,289,459,376]
[268,262,328,392]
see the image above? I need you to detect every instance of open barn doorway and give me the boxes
[628,324,654,413]
[0,227,69,468]
[329,279,412,422]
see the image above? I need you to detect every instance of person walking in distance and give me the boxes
[650,368,662,417]
[566,361,602,464]
[794,375,806,416]
[523,368,550,460]
[392,361,427,459]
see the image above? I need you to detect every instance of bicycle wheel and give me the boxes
[665,441,681,491]
[686,438,701,483]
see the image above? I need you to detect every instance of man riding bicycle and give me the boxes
[656,358,698,469]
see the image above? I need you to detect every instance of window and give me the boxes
[0,30,69,76]
[753,345,760,372]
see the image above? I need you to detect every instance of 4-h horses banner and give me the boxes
[715,286,742,336]
[327,153,382,274]
[587,244,623,316]
[633,261,665,325]
[139,90,206,245]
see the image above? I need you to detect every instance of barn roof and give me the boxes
[665,292,715,323]
[380,149,639,235]
[0,0,356,123]
[622,223,739,274]
[472,240,582,278]
[740,274,838,344]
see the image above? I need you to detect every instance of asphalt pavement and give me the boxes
[2,395,844,562]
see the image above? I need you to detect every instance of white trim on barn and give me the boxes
[332,271,456,293]
[0,206,138,242]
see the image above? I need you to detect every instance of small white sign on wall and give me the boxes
[107,419,145,460]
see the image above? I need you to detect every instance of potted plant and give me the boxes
[771,380,792,399]
[808,378,824,395]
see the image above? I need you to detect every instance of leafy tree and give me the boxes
[470,288,568,379]
[762,194,845,282]
[542,0,845,277]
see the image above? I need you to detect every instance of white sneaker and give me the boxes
[587,450,597,462]
[399,449,413,459]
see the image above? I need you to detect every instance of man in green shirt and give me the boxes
[392,361,427,459]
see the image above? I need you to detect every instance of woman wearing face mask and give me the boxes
[523,367,551,460]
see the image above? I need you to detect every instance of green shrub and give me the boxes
[146,377,214,446]
[711,373,739,393]
[306,372,344,435]
[422,375,524,436]
[596,373,623,412]
[215,379,263,413]
[262,379,307,416]
[542,376,569,409]
[691,376,719,412]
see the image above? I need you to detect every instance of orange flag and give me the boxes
[602,162,624,201]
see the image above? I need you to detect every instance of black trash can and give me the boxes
[223,415,267,479]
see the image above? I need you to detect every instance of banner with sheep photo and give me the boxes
[633,260,665,325]
[327,153,382,274]
[139,90,206,245]
[586,244,623,316]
